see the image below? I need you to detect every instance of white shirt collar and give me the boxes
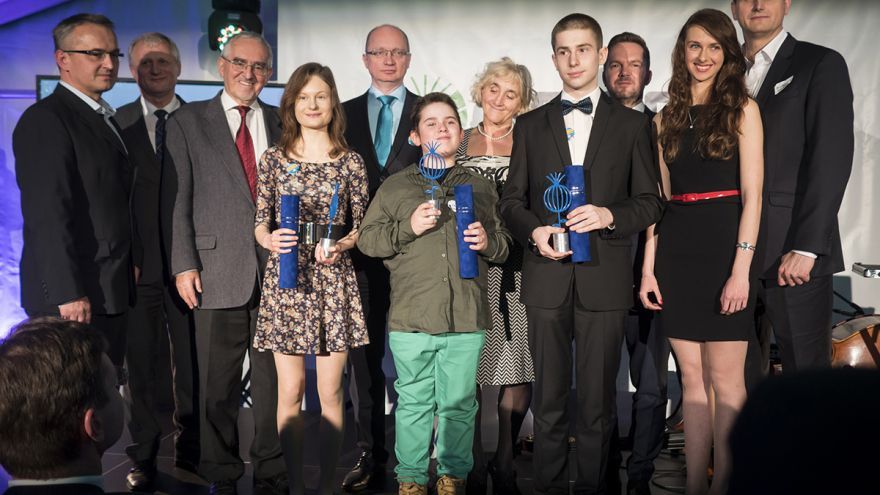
[746,30,788,65]
[632,101,647,113]
[140,94,181,117]
[369,84,406,101]
[8,475,104,489]
[221,90,261,113]
[561,86,602,105]
[59,80,115,115]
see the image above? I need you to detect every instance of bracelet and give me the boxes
[735,241,756,252]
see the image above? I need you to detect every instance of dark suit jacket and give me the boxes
[116,96,184,286]
[162,91,281,309]
[342,88,422,269]
[13,84,136,315]
[754,35,853,279]
[500,92,662,311]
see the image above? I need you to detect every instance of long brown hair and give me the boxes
[659,9,747,163]
[277,62,348,159]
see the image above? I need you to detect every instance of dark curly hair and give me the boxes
[659,8,747,163]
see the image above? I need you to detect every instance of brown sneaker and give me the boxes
[436,475,466,495]
[398,481,427,495]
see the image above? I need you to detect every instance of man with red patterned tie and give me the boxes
[163,32,286,495]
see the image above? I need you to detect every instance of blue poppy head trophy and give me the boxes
[418,141,446,219]
[320,182,340,258]
[544,172,572,253]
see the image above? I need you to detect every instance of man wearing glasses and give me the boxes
[340,24,422,493]
[163,32,286,495]
[13,13,136,372]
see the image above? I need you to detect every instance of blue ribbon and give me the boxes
[279,194,299,289]
[454,184,479,279]
[564,165,591,262]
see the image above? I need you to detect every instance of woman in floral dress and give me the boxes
[253,62,369,495]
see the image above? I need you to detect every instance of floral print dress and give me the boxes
[253,146,369,355]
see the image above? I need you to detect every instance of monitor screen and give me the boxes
[36,75,286,107]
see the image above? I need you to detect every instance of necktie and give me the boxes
[561,97,593,116]
[235,105,257,200]
[374,95,396,168]
[154,109,168,164]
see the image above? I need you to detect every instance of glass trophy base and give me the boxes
[320,237,336,258]
[427,197,442,220]
[551,231,570,253]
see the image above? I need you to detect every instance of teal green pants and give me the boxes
[389,331,485,485]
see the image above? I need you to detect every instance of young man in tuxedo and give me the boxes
[0,318,126,495]
[602,31,668,495]
[115,32,198,490]
[163,32,286,495]
[340,24,422,493]
[13,13,136,368]
[499,13,662,495]
[731,0,854,384]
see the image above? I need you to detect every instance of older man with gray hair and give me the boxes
[162,31,286,495]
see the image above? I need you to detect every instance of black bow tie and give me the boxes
[561,97,593,116]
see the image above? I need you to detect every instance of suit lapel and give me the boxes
[260,98,282,145]
[583,94,611,170]
[204,94,254,202]
[386,89,415,169]
[756,34,797,107]
[545,94,572,168]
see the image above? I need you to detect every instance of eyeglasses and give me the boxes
[220,55,270,76]
[62,49,124,61]
[365,48,410,59]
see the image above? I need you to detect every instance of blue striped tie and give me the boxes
[374,95,396,168]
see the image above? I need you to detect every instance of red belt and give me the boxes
[670,189,740,202]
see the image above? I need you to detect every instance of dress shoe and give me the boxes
[466,466,487,495]
[398,482,427,495]
[626,478,652,495]
[125,462,156,492]
[343,450,384,492]
[487,461,521,495]
[209,480,238,495]
[436,475,466,495]
[254,472,289,495]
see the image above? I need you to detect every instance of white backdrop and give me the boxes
[277,0,880,314]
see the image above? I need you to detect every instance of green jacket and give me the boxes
[358,164,510,334]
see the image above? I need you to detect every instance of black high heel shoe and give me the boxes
[488,461,522,495]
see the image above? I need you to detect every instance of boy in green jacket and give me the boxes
[358,92,510,495]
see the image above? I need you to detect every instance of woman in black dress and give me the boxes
[639,9,763,494]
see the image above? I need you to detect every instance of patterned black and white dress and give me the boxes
[456,128,534,385]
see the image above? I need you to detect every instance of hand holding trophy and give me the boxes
[544,172,572,254]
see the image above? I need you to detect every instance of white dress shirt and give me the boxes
[744,30,788,98]
[220,90,269,161]
[561,86,602,166]
[140,95,182,151]
[60,80,126,151]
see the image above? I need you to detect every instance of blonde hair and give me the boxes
[470,57,537,116]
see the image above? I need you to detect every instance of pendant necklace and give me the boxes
[687,109,696,129]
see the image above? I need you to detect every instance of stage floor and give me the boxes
[91,389,687,494]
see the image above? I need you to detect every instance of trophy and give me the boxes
[418,141,446,219]
[279,194,300,289]
[543,172,572,253]
[564,165,591,262]
[454,184,479,279]
[320,182,340,258]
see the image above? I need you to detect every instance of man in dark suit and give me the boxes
[164,32,285,495]
[0,318,126,495]
[13,13,136,368]
[500,14,662,495]
[340,24,421,493]
[116,32,198,490]
[731,0,854,383]
[602,31,668,495]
